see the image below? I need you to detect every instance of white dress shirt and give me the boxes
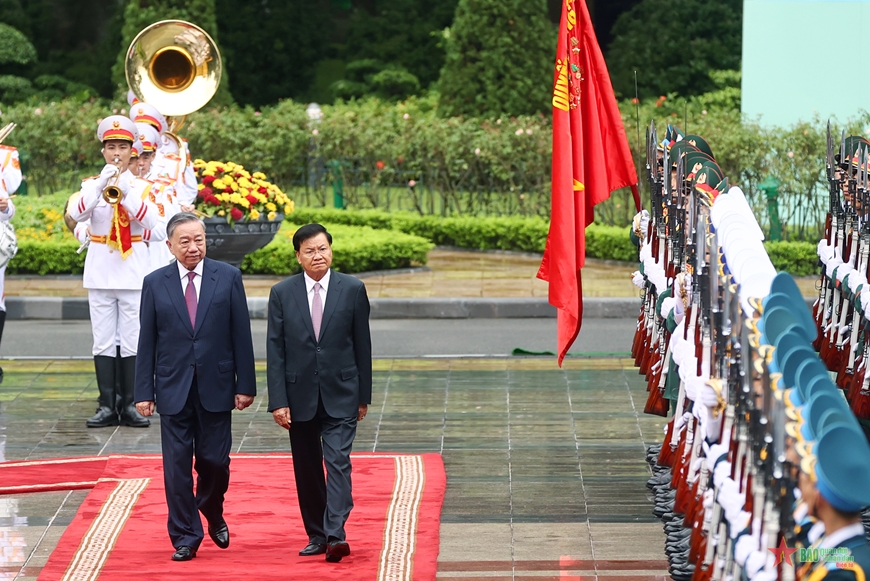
[178,259,204,300]
[303,269,330,316]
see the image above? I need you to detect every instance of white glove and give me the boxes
[705,441,729,471]
[639,210,650,237]
[713,459,732,488]
[675,411,693,433]
[631,271,645,288]
[661,296,676,318]
[744,552,768,579]
[836,262,854,281]
[117,172,132,197]
[685,375,706,402]
[861,289,870,313]
[818,240,835,265]
[717,477,745,523]
[728,510,752,538]
[700,381,721,409]
[97,163,119,191]
[848,273,866,293]
[734,533,759,566]
[826,249,843,277]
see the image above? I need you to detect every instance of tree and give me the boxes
[215,0,328,108]
[437,0,556,118]
[113,0,232,106]
[606,0,742,100]
[341,0,458,89]
[0,22,37,103]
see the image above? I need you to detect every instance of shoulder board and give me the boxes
[0,145,16,152]
[165,153,182,161]
[82,175,100,181]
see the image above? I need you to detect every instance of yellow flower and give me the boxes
[267,211,277,221]
[197,183,205,190]
[202,169,216,177]
[218,210,226,216]
[239,198,250,208]
[229,181,239,191]
[266,202,277,212]
[253,171,266,180]
[218,193,231,202]
[284,202,294,214]
[212,178,226,190]
[229,193,242,204]
[250,209,260,220]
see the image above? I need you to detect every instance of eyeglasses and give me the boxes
[301,246,331,258]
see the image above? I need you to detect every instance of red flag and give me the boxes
[537,0,639,366]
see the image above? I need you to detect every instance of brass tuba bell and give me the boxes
[124,20,221,165]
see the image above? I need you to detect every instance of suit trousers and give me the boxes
[290,394,357,543]
[160,377,232,550]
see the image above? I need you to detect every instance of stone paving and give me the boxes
[0,358,671,580]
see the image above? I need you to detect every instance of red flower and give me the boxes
[206,195,221,206]
[230,207,243,221]
[216,166,224,173]
[235,172,243,178]
[246,194,258,205]
[198,186,213,199]
[375,160,385,170]
[258,186,267,194]
[224,186,233,193]
[202,175,215,185]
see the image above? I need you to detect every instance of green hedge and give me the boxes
[763,241,818,277]
[7,240,85,275]
[241,223,433,275]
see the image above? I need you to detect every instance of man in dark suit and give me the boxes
[266,223,372,563]
[135,212,256,562]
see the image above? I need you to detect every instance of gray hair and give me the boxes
[166,212,205,239]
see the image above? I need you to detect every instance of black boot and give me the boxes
[87,356,119,428]
[0,309,6,383]
[119,356,149,427]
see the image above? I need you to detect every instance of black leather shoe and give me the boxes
[208,519,229,549]
[299,542,327,556]
[172,546,196,561]
[325,540,351,563]
[87,406,119,428]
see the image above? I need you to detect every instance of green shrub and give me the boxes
[586,225,638,262]
[764,240,819,277]
[241,223,433,275]
[7,240,85,275]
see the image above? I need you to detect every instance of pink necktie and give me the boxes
[185,271,197,328]
[312,282,323,340]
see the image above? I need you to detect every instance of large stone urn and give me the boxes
[203,214,284,268]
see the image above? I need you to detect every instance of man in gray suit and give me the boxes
[266,223,372,563]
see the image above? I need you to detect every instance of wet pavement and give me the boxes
[0,358,670,580]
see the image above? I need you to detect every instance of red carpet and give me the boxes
[1,453,445,581]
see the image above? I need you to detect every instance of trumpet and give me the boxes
[102,157,124,205]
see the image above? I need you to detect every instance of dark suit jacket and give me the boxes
[135,257,257,416]
[266,270,372,421]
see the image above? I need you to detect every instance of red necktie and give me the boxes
[185,271,197,328]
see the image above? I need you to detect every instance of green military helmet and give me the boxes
[683,134,714,159]
[683,151,717,179]
[836,135,870,167]
[668,141,699,169]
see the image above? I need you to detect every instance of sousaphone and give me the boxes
[65,20,221,233]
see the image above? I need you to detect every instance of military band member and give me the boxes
[68,115,159,428]
[0,142,20,381]
[136,122,178,272]
[129,138,143,175]
[130,103,197,210]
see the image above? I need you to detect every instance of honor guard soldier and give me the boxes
[0,140,20,381]
[68,115,159,428]
[130,103,197,209]
[135,122,178,272]
[795,424,870,580]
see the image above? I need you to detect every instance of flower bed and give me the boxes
[194,159,294,223]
